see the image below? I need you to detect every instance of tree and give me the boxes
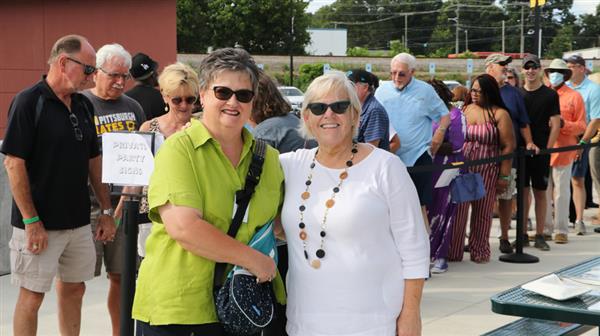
[546,25,574,58]
[574,4,600,49]
[177,0,310,54]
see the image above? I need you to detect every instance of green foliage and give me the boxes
[456,50,477,59]
[177,0,310,54]
[429,47,453,58]
[546,25,574,58]
[389,40,410,56]
[347,47,370,57]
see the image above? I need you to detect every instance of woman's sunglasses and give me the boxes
[307,101,351,115]
[213,86,254,103]
[170,96,197,105]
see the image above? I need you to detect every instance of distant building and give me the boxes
[564,47,600,60]
[305,28,347,56]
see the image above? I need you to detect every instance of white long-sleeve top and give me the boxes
[280,147,430,336]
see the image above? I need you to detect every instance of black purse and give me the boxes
[213,139,276,336]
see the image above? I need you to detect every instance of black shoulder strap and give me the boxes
[214,139,267,286]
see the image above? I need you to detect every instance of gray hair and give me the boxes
[47,34,87,64]
[300,71,361,139]
[96,43,132,69]
[391,52,416,70]
[197,48,259,92]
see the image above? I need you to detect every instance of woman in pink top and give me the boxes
[543,59,586,243]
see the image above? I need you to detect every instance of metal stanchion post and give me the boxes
[500,147,539,263]
[120,198,139,336]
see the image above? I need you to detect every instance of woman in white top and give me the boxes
[279,71,429,336]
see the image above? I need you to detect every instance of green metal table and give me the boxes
[491,257,600,334]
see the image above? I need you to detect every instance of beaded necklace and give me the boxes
[298,142,358,269]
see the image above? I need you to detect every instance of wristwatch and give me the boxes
[101,208,114,217]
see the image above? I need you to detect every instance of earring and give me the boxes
[164,103,170,112]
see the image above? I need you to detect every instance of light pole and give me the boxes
[465,29,468,52]
[448,17,459,54]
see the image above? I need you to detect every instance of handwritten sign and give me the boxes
[102,132,161,186]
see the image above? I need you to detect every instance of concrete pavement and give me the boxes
[1,212,599,335]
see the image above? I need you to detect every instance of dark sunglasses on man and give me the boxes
[307,101,350,116]
[212,86,254,103]
[66,57,96,75]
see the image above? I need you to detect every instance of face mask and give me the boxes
[549,72,564,86]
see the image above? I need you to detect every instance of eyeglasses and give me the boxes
[390,71,408,78]
[506,76,515,80]
[99,68,131,81]
[307,101,351,115]
[68,112,83,141]
[523,64,540,70]
[471,88,482,94]
[170,96,197,105]
[66,57,96,76]
[212,86,254,103]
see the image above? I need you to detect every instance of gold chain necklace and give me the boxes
[298,142,358,269]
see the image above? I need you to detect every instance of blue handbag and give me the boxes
[450,172,486,203]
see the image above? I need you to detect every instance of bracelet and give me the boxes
[23,216,40,225]
[438,127,447,132]
[579,139,589,145]
[498,175,511,181]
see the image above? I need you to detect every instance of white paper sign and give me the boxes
[323,63,331,74]
[434,168,460,188]
[365,63,372,72]
[466,59,474,74]
[429,62,436,75]
[101,132,159,186]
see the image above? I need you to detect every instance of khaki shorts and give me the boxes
[90,206,124,276]
[9,225,95,293]
[497,168,517,200]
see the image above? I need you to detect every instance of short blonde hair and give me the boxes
[300,71,361,139]
[158,62,200,97]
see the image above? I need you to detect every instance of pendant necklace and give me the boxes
[298,141,358,269]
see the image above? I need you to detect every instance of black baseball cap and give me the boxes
[130,52,158,80]
[522,54,541,68]
[565,54,586,67]
[347,69,372,85]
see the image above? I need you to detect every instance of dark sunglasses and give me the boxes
[66,57,96,76]
[99,68,131,81]
[213,86,254,103]
[170,96,197,105]
[68,112,83,141]
[523,64,540,70]
[506,76,515,80]
[307,101,351,115]
[390,71,408,78]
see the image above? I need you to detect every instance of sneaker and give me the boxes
[543,234,552,241]
[554,233,568,244]
[499,239,513,254]
[534,234,550,251]
[431,258,448,274]
[575,220,587,235]
[511,234,530,248]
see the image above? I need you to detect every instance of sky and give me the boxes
[306,0,599,15]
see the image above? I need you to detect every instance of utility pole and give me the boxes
[455,4,460,54]
[502,20,505,53]
[534,0,541,57]
[289,9,294,86]
[404,14,408,49]
[520,4,524,57]
[465,29,468,52]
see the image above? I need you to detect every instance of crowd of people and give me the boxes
[2,33,600,336]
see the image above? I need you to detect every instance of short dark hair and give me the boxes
[48,34,86,64]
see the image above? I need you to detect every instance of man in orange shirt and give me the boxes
[544,59,586,243]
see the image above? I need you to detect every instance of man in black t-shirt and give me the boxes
[125,52,165,120]
[520,54,561,251]
[1,34,115,336]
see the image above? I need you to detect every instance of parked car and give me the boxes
[278,86,304,116]
[443,80,462,91]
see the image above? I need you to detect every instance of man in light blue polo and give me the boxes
[375,52,450,229]
[566,55,600,234]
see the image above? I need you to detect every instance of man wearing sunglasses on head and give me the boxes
[375,52,450,232]
[2,34,116,336]
[82,43,145,336]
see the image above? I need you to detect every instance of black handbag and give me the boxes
[213,139,276,336]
